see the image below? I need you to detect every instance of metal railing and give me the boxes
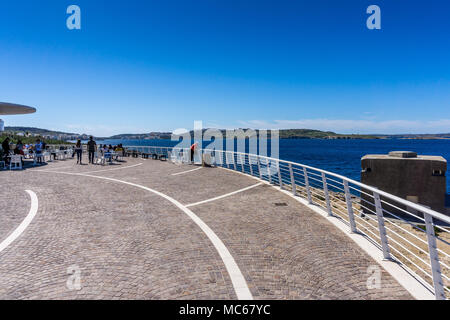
[124,146,450,299]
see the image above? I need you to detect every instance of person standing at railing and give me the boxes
[87,136,97,164]
[75,139,83,164]
[190,142,198,164]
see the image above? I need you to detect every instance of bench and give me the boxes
[125,150,140,158]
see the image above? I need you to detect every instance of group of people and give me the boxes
[74,136,124,165]
[2,136,198,167]
[1,137,46,165]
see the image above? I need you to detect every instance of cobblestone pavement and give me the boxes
[0,185,30,245]
[0,157,413,299]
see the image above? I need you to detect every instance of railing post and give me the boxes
[277,161,283,189]
[267,159,272,184]
[373,192,392,260]
[289,163,296,196]
[233,153,237,171]
[343,180,357,233]
[240,154,245,173]
[321,172,332,216]
[303,167,312,204]
[257,156,262,179]
[213,150,218,167]
[423,213,446,300]
[226,152,230,169]
[249,155,254,176]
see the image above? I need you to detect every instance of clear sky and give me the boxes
[1,0,449,136]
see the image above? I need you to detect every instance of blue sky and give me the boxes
[1,0,449,136]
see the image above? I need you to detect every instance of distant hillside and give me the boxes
[381,133,450,140]
[5,126,77,136]
[105,130,450,140]
[108,132,172,140]
[4,126,450,141]
[278,129,379,139]
[172,129,380,140]
[4,126,96,141]
[5,126,379,140]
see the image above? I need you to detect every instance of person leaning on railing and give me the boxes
[190,142,199,163]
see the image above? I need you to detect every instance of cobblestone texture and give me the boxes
[0,157,413,299]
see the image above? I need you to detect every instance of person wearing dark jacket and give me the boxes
[1,137,10,164]
[87,136,97,164]
[2,137,10,154]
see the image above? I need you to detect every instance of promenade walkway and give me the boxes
[0,157,412,299]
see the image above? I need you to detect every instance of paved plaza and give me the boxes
[0,157,413,299]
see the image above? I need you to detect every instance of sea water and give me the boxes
[96,138,450,196]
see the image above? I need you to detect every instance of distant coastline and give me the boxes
[4,126,450,141]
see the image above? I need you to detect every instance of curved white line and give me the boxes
[35,163,143,175]
[0,190,39,253]
[186,183,263,208]
[82,163,143,174]
[171,167,202,176]
[39,170,253,300]
[44,166,75,171]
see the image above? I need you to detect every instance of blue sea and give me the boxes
[97,138,450,195]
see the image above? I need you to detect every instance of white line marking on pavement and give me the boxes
[186,183,263,208]
[171,167,202,176]
[43,166,75,171]
[38,170,253,300]
[83,163,143,174]
[0,190,38,253]
[35,163,143,175]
